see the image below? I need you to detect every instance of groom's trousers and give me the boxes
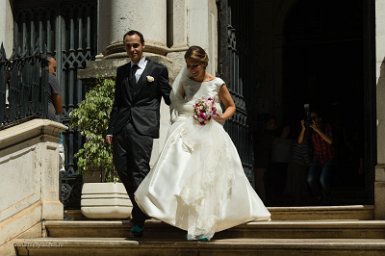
[112,121,152,225]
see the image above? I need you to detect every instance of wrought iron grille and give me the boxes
[218,0,254,180]
[13,0,97,208]
[0,44,48,128]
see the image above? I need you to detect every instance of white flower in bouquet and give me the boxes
[193,96,217,125]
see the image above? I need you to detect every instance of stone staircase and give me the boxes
[13,205,385,256]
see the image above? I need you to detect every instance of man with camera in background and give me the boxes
[297,106,335,204]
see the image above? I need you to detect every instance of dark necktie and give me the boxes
[131,64,139,83]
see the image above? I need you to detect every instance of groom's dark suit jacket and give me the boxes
[107,58,171,138]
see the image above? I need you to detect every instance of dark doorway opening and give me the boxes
[280,0,375,206]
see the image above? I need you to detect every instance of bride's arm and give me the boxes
[214,84,236,124]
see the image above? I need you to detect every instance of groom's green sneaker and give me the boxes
[130,224,144,237]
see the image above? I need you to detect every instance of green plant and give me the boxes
[69,77,117,182]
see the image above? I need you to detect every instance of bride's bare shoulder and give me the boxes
[204,73,216,82]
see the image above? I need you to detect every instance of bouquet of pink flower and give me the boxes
[193,96,217,125]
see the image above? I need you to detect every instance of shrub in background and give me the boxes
[69,78,117,182]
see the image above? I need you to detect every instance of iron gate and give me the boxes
[217,0,254,181]
[13,0,97,208]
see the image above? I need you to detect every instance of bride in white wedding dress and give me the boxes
[135,46,270,241]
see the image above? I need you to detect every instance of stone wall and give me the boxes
[0,119,66,255]
[375,0,385,219]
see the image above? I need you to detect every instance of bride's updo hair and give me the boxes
[184,46,209,68]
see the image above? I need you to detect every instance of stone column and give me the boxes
[167,0,218,74]
[184,0,218,74]
[97,0,168,58]
[0,0,13,55]
[170,0,188,49]
[375,0,385,219]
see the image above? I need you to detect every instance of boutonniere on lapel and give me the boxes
[146,76,155,83]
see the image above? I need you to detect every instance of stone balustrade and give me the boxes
[0,119,66,255]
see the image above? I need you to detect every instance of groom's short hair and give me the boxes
[123,30,145,45]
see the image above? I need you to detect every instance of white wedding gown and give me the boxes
[135,77,271,240]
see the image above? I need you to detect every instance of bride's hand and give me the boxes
[213,113,225,124]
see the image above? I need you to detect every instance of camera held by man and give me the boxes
[304,104,313,127]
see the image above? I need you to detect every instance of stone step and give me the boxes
[65,205,374,221]
[14,205,383,256]
[267,205,374,220]
[44,219,385,239]
[14,237,385,256]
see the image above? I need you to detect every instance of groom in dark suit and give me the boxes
[106,30,171,237]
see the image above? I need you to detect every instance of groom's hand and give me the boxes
[105,135,113,145]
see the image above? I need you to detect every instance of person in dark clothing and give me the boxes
[47,55,65,172]
[47,56,62,121]
[298,110,335,203]
[253,114,278,203]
